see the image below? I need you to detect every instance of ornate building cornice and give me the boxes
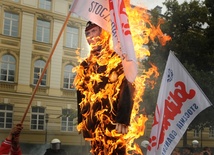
[0,48,19,56]
[3,5,22,14]
[67,21,81,27]
[37,13,53,21]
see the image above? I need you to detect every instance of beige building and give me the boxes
[0,0,213,154]
[0,0,91,154]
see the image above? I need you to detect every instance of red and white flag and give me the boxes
[71,0,137,83]
[147,51,212,155]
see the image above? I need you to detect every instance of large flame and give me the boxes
[74,0,171,154]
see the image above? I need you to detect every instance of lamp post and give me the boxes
[45,114,49,144]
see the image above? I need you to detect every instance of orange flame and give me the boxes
[74,0,171,154]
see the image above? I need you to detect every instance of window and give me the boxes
[0,104,13,129]
[31,106,45,130]
[36,19,50,43]
[0,54,16,82]
[61,109,74,131]
[39,0,51,10]
[193,129,200,138]
[66,26,79,49]
[209,127,214,138]
[63,65,75,89]
[33,60,47,86]
[3,12,19,37]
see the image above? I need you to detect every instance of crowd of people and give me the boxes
[171,146,213,155]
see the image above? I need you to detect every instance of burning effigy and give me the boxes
[73,0,171,155]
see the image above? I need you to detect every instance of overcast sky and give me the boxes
[130,0,190,13]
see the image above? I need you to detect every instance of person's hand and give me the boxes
[115,123,128,134]
[11,124,23,150]
[10,123,23,137]
[7,123,23,140]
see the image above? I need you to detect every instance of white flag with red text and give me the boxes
[147,51,212,155]
[71,0,137,83]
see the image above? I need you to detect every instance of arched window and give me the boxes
[0,54,16,82]
[63,64,75,89]
[33,60,47,86]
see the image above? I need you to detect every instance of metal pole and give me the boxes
[201,128,203,148]
[45,114,49,144]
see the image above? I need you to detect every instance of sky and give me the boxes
[130,0,190,13]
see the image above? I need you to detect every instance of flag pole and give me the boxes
[20,8,73,124]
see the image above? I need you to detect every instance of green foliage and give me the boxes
[143,0,214,128]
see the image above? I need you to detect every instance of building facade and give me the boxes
[0,0,213,154]
[0,0,90,154]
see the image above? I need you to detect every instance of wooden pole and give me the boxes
[20,9,73,124]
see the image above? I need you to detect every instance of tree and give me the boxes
[141,7,174,115]
[205,0,214,65]
[143,0,214,146]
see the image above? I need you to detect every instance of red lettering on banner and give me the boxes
[148,81,196,151]
[109,0,118,38]
[119,1,131,36]
[109,0,131,36]
[109,0,113,11]
[153,106,160,127]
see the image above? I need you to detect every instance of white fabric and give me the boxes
[147,51,212,155]
[71,0,137,83]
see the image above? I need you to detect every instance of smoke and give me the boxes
[20,143,48,155]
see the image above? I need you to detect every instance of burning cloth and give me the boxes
[74,27,135,154]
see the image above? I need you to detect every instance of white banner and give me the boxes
[147,51,212,155]
[71,0,111,32]
[71,0,137,83]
